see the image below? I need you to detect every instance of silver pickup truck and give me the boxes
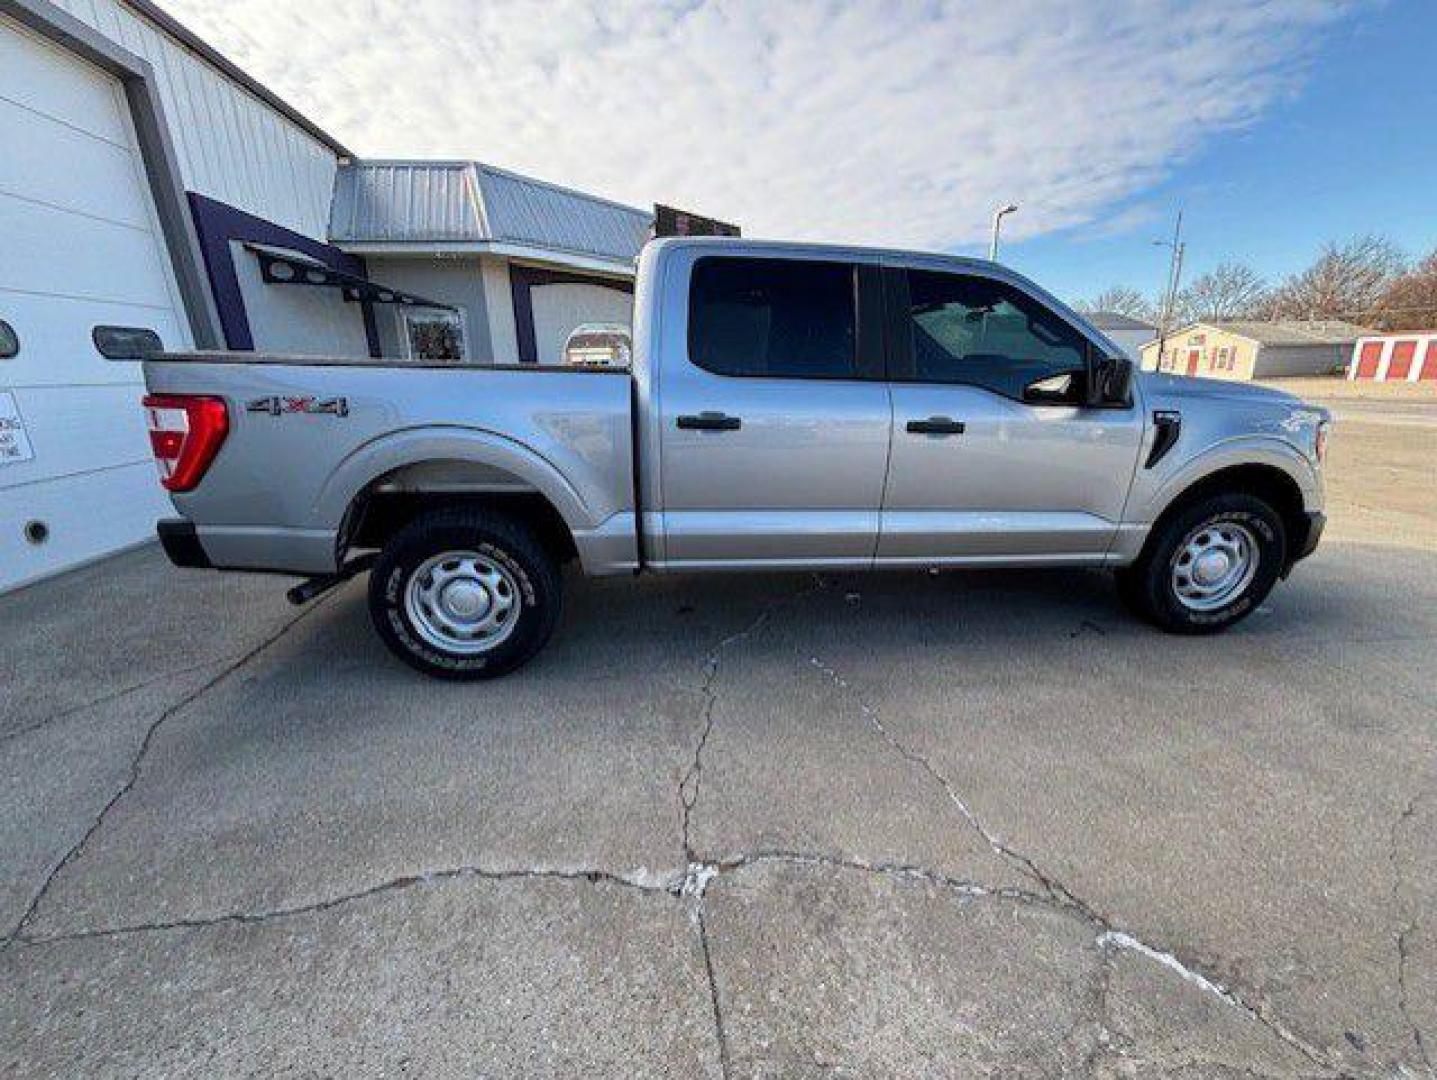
[142,238,1330,678]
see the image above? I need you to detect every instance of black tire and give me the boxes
[368,508,561,679]
[1117,493,1286,635]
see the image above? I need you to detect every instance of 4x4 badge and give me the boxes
[246,395,349,417]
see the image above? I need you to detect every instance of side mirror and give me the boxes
[1088,355,1134,407]
[563,323,632,368]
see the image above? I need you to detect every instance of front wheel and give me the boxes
[1117,493,1286,634]
[368,508,562,679]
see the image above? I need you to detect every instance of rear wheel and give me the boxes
[368,508,561,678]
[1117,493,1286,634]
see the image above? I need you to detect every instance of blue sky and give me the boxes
[1005,0,1437,305]
[170,1,1430,309]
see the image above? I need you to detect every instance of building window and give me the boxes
[93,326,163,360]
[0,319,17,359]
[400,309,466,362]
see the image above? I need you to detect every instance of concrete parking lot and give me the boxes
[2,386,1434,1078]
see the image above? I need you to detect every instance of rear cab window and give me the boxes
[688,257,857,379]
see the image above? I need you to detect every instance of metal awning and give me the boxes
[244,243,454,310]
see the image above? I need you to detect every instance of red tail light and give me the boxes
[142,394,228,491]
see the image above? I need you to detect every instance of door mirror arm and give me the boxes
[1087,355,1134,408]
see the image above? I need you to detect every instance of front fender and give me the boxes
[1132,435,1322,525]
[315,425,598,536]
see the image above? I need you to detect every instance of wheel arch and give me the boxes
[320,428,590,567]
[1140,459,1312,566]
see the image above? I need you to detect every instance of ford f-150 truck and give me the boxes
[142,238,1330,678]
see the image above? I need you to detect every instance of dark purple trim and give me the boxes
[508,264,634,364]
[187,192,380,357]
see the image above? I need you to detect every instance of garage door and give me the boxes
[0,16,189,591]
[530,281,634,366]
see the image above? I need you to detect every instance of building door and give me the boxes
[1386,341,1417,381]
[1353,342,1383,379]
[1186,350,1200,376]
[1421,341,1437,381]
[0,16,190,590]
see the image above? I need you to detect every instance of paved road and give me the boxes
[2,418,1434,1078]
[1322,399,1437,430]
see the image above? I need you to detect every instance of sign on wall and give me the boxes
[0,391,35,466]
[654,204,741,238]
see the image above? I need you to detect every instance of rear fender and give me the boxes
[316,427,597,542]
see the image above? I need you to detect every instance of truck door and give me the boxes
[656,253,891,568]
[877,265,1143,563]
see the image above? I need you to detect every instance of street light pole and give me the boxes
[989,203,1019,262]
[1154,210,1185,372]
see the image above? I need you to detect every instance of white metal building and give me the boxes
[1,0,351,592]
[1,0,693,593]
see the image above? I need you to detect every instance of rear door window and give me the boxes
[688,257,856,379]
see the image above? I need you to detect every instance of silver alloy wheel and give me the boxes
[1170,520,1259,612]
[404,550,520,654]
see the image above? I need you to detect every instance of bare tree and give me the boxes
[1264,235,1406,323]
[1367,250,1437,332]
[1080,285,1156,323]
[1172,261,1268,323]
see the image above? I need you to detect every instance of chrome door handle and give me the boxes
[906,416,966,435]
[676,411,742,431]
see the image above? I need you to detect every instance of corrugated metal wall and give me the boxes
[52,0,338,240]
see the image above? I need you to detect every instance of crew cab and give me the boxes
[142,238,1330,678]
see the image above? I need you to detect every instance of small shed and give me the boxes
[1141,320,1371,380]
[1083,311,1157,362]
[1349,332,1437,381]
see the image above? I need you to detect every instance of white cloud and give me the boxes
[160,0,1353,249]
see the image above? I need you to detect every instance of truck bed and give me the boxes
[142,353,638,577]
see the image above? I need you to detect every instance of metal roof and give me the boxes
[1084,311,1157,333]
[329,161,653,266]
[1171,319,1375,347]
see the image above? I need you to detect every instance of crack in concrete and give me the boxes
[678,577,825,860]
[2,596,335,949]
[0,657,228,747]
[682,848,1028,905]
[3,841,1367,1078]
[677,576,827,1080]
[694,903,733,1080]
[804,651,1351,1079]
[9,573,1397,1077]
[13,864,679,946]
[807,655,1102,922]
[1390,793,1432,1075]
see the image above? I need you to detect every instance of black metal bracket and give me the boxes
[1146,410,1182,468]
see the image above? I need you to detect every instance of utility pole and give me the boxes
[1154,210,1186,372]
[989,203,1019,262]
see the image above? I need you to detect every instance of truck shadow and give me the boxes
[308,542,1419,692]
